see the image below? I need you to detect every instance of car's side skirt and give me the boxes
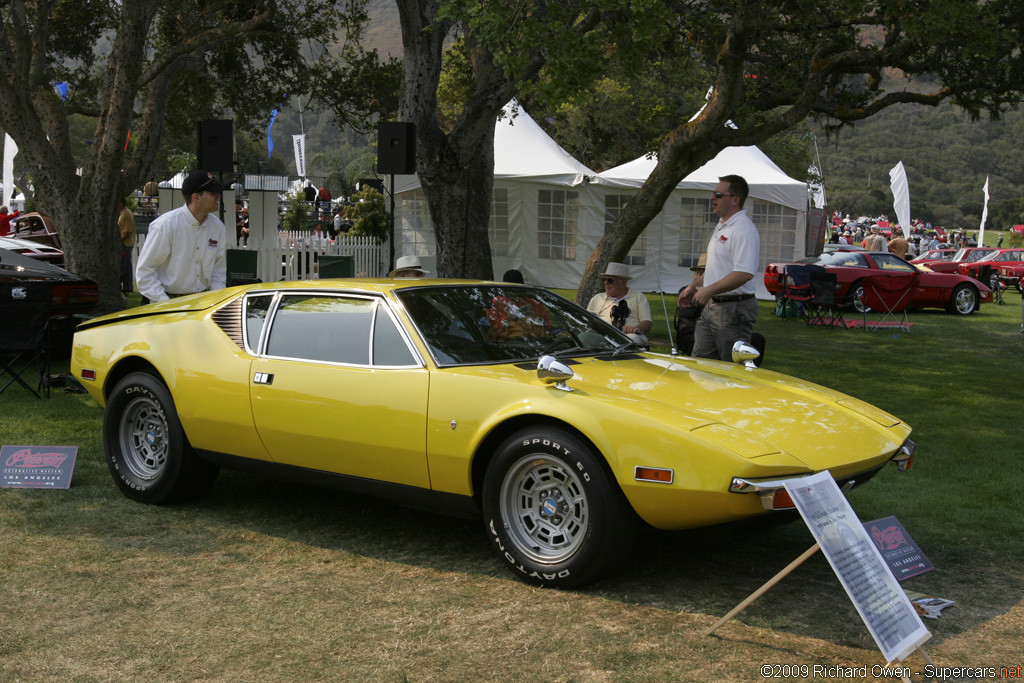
[195,449,480,519]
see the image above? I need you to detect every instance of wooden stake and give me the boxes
[704,543,820,636]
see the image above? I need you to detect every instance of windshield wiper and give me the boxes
[612,340,646,355]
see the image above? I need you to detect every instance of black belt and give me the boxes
[166,292,197,298]
[711,293,755,303]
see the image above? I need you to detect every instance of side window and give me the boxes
[874,254,914,272]
[266,295,374,365]
[832,253,868,268]
[244,294,274,352]
[373,307,417,366]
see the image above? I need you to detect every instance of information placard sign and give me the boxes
[1,445,78,489]
[863,516,934,581]
[785,472,930,663]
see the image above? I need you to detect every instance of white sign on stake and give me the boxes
[785,472,931,663]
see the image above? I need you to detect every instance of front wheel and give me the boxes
[103,372,218,504]
[482,427,638,588]
[945,283,978,315]
[850,281,866,313]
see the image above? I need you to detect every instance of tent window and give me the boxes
[398,188,436,257]
[490,188,510,257]
[604,194,646,265]
[678,197,716,268]
[750,199,798,268]
[537,189,578,261]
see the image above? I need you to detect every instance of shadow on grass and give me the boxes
[14,452,1020,651]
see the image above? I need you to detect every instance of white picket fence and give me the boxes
[134,232,386,284]
[257,232,386,282]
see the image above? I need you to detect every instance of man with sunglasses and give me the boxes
[677,175,760,360]
[136,170,230,303]
[587,262,652,346]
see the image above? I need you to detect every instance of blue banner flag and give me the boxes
[267,108,278,158]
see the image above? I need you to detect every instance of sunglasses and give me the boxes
[603,278,618,284]
[712,191,737,199]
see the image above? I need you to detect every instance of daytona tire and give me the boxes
[103,372,218,504]
[482,426,638,588]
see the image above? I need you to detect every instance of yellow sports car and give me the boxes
[71,280,915,587]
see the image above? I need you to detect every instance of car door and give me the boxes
[249,292,431,488]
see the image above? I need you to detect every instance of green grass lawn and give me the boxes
[1,290,1022,681]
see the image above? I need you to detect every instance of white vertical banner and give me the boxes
[3,133,18,208]
[979,176,990,248]
[889,161,911,238]
[292,134,306,178]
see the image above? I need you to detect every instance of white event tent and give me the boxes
[594,146,809,296]
[392,102,809,296]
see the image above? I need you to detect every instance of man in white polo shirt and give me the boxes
[136,170,229,303]
[677,174,760,360]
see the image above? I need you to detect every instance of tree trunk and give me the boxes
[397,0,516,279]
[576,131,723,305]
[419,130,497,278]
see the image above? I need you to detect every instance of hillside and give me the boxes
[813,102,1024,231]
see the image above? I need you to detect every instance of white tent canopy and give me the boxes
[596,146,807,212]
[393,103,809,296]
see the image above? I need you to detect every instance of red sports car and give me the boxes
[996,263,1024,292]
[958,249,1024,288]
[911,248,956,263]
[765,251,993,315]
[911,247,997,274]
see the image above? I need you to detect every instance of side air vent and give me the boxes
[212,297,245,349]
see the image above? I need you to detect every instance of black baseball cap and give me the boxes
[182,170,230,197]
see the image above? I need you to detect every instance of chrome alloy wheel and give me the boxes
[953,286,977,314]
[499,454,589,564]
[119,395,170,480]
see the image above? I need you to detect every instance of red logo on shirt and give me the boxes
[718,235,728,243]
[208,239,218,247]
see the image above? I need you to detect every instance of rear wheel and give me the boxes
[850,281,866,313]
[103,372,218,504]
[945,283,978,315]
[482,426,637,588]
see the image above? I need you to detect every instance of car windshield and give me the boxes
[396,285,633,366]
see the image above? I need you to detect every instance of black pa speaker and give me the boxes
[197,120,235,173]
[377,122,416,175]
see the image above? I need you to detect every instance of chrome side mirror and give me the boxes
[537,355,574,392]
[731,340,760,368]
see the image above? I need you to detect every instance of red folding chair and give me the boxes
[779,264,824,322]
[861,274,917,332]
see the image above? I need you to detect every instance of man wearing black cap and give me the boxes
[136,170,230,302]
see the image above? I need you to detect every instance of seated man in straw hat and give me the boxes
[389,255,429,278]
[587,262,652,346]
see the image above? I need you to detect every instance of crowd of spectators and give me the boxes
[827,212,979,258]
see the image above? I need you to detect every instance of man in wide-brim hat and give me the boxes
[586,262,652,346]
[389,254,429,277]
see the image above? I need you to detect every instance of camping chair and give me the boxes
[779,264,825,322]
[0,282,54,398]
[976,265,1004,305]
[860,274,917,332]
[805,270,845,328]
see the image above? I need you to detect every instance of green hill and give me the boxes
[814,102,1024,231]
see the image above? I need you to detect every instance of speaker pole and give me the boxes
[389,173,396,273]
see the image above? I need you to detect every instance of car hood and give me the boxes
[538,353,909,469]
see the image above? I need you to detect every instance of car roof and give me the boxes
[0,247,80,280]
[0,236,63,255]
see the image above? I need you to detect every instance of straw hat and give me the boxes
[690,253,708,272]
[602,262,632,280]
[388,255,429,277]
